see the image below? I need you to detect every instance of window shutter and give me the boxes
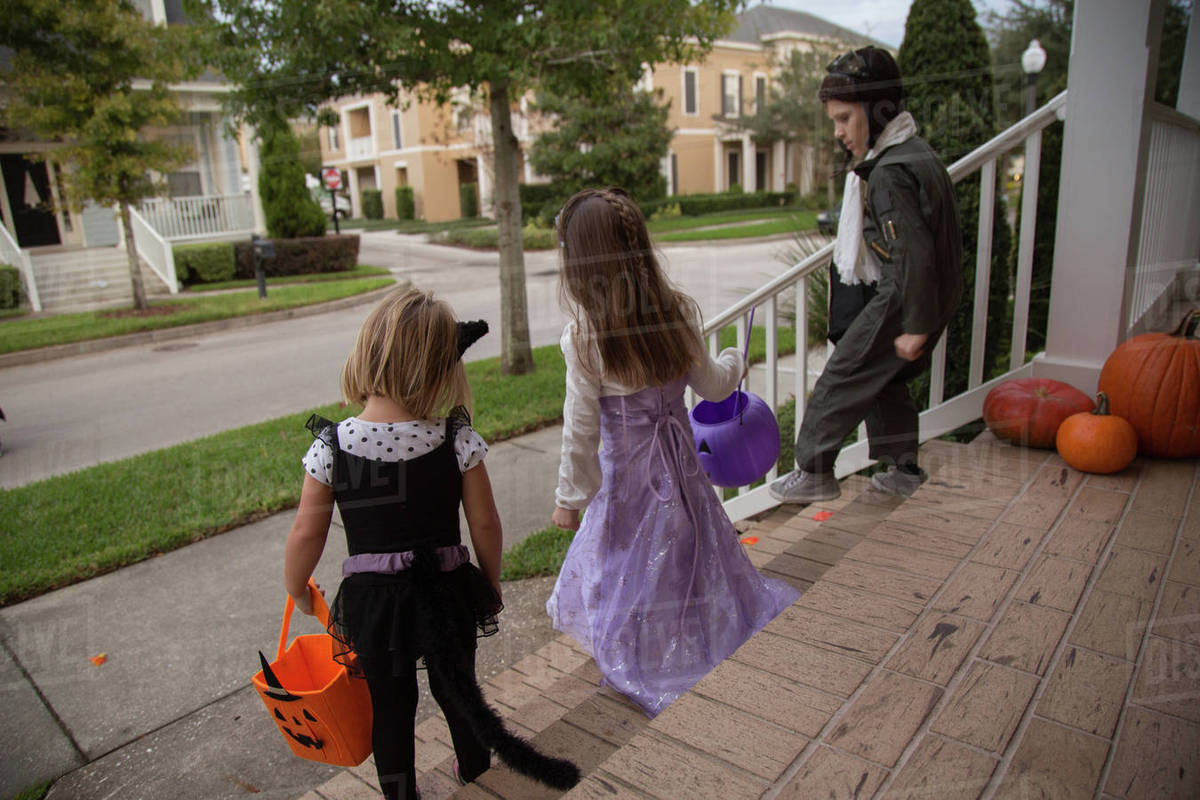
[738,75,744,116]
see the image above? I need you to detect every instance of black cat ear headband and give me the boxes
[456,319,488,359]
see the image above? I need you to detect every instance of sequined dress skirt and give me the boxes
[546,379,800,717]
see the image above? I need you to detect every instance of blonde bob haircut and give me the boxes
[341,287,472,419]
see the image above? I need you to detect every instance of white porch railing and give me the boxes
[1127,102,1200,332]
[348,136,375,160]
[0,223,41,312]
[139,193,255,241]
[699,91,1069,522]
[129,205,179,294]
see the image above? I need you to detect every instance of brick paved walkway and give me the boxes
[300,434,1199,799]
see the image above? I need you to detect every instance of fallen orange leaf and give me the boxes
[89,653,107,666]
[741,536,759,546]
[813,510,833,521]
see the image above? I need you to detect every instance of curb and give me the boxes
[0,281,406,370]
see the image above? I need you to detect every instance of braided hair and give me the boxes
[555,187,702,388]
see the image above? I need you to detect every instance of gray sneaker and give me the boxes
[768,469,841,504]
[871,466,929,497]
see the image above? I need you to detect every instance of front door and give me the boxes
[1,154,61,247]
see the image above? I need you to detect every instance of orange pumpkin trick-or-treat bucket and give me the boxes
[252,580,373,766]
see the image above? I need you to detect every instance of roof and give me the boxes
[726,4,892,51]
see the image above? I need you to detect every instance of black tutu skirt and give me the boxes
[327,557,501,677]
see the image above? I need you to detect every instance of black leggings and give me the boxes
[361,654,491,799]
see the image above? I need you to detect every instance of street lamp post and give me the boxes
[1022,39,1048,117]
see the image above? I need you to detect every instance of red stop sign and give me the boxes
[321,167,342,191]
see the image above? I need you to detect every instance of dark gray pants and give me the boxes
[794,285,927,474]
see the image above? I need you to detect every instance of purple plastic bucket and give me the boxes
[689,391,780,488]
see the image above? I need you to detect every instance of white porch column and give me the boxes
[477,155,494,218]
[773,140,786,191]
[241,123,267,235]
[713,138,723,192]
[742,134,754,192]
[1040,0,1164,395]
[347,168,361,219]
[1178,0,1200,119]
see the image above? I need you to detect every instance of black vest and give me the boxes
[327,418,463,556]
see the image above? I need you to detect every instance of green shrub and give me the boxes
[649,203,682,220]
[394,186,415,220]
[233,234,360,278]
[173,242,236,285]
[459,182,478,218]
[518,183,560,220]
[361,189,384,220]
[0,263,22,309]
[639,190,792,218]
[441,226,554,250]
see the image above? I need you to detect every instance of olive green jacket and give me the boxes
[853,136,964,338]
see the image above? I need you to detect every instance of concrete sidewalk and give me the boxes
[0,424,567,800]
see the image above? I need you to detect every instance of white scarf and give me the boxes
[834,111,918,286]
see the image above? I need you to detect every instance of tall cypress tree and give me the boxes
[899,0,1013,399]
[257,115,327,239]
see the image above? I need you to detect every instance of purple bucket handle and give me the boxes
[736,306,756,420]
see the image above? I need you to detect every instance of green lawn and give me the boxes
[647,207,816,235]
[0,344,566,605]
[0,276,394,355]
[500,526,576,581]
[184,265,391,292]
[656,217,814,242]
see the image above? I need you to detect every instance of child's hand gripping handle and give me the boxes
[277,579,331,661]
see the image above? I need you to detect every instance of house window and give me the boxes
[391,111,403,150]
[755,75,767,114]
[722,72,741,118]
[683,68,698,115]
[328,125,339,151]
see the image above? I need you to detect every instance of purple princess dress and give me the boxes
[546,377,800,717]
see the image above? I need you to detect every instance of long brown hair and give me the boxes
[555,187,701,387]
[341,287,472,419]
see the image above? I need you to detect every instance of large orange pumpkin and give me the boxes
[1056,392,1138,474]
[1098,310,1200,458]
[982,378,1095,449]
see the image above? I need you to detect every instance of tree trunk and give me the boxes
[489,81,534,376]
[119,202,148,310]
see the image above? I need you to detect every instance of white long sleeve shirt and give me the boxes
[554,320,746,510]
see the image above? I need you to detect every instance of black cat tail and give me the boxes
[429,658,581,790]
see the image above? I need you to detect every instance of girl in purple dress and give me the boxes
[547,188,801,718]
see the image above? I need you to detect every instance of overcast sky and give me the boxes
[756,0,1014,49]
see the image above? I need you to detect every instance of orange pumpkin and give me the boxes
[982,378,1095,449]
[1056,392,1138,474]
[1098,310,1200,458]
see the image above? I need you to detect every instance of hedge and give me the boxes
[362,189,384,220]
[0,263,21,309]
[639,190,794,218]
[233,234,360,278]
[173,242,236,286]
[460,182,478,218]
[518,183,561,222]
[395,186,415,220]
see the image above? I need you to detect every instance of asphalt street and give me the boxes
[0,230,804,490]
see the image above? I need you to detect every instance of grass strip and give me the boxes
[185,266,391,292]
[0,277,394,355]
[499,526,575,581]
[655,216,814,242]
[647,207,813,234]
[0,344,566,605]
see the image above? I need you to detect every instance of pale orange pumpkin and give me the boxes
[1056,393,1138,474]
